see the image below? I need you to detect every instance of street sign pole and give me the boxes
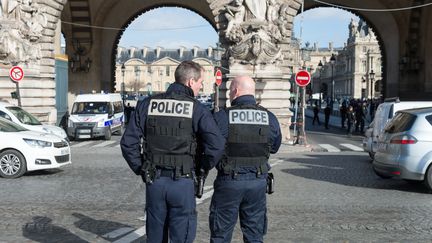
[15,82,22,107]
[293,85,299,143]
[214,68,222,112]
[214,83,219,112]
[294,70,311,145]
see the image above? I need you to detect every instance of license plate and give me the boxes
[60,148,69,155]
[78,134,91,139]
[79,129,91,133]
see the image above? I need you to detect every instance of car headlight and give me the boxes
[68,119,73,127]
[97,121,105,127]
[23,138,52,148]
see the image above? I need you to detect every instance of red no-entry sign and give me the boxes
[215,68,222,86]
[9,66,24,82]
[295,70,311,87]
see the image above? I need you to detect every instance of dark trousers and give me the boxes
[210,175,267,243]
[312,114,320,125]
[146,177,196,243]
[324,115,330,129]
[355,118,365,133]
[347,121,354,135]
[341,114,346,128]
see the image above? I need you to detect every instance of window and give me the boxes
[426,115,432,126]
[113,101,123,113]
[0,111,12,121]
[363,46,367,52]
[384,112,416,133]
[362,60,367,73]
[166,66,170,76]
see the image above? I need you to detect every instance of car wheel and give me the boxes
[424,165,432,191]
[0,149,27,179]
[373,167,392,179]
[104,127,112,140]
[116,125,123,136]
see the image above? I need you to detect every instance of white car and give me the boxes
[0,118,71,178]
[0,101,68,141]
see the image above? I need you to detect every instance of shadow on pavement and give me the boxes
[280,154,431,194]
[22,216,87,243]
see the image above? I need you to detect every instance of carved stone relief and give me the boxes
[0,0,47,65]
[221,0,292,66]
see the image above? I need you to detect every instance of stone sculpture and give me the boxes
[222,0,291,65]
[0,0,46,65]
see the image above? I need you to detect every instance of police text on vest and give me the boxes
[148,99,194,118]
[229,110,269,125]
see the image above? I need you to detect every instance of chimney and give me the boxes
[117,46,124,59]
[193,46,199,57]
[207,46,213,57]
[142,46,149,58]
[130,46,138,58]
[179,46,186,59]
[329,42,333,52]
[156,46,162,58]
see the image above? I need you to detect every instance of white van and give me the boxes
[0,101,68,141]
[366,98,432,158]
[67,93,124,140]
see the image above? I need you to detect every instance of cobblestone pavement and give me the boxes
[1,145,432,242]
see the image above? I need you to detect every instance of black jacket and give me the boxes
[121,82,225,175]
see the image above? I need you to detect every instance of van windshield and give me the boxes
[72,102,109,115]
[6,106,42,125]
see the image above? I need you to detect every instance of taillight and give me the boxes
[390,135,417,144]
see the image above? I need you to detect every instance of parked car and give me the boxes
[365,98,432,159]
[0,117,71,178]
[0,102,68,141]
[372,107,432,189]
[362,120,374,159]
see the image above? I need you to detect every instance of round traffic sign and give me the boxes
[9,66,24,82]
[295,70,311,87]
[215,68,222,86]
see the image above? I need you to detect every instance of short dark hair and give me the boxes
[174,61,203,85]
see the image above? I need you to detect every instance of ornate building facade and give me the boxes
[297,19,383,101]
[115,46,220,96]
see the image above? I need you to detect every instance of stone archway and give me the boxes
[1,0,429,137]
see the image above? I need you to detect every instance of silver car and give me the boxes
[372,107,432,189]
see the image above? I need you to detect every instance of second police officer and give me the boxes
[210,75,282,243]
[121,61,225,243]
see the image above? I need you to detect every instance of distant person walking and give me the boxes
[312,103,320,125]
[346,105,355,137]
[324,105,331,129]
[340,102,347,128]
[355,103,366,134]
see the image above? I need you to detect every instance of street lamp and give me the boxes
[134,66,141,93]
[369,69,375,98]
[330,54,336,104]
[317,60,323,107]
[121,63,126,105]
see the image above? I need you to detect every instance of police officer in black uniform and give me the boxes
[209,75,282,243]
[121,61,225,243]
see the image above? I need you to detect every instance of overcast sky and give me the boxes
[114,7,360,49]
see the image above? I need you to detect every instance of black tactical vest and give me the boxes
[222,104,271,175]
[144,93,197,175]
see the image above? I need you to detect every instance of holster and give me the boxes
[194,168,207,198]
[141,161,156,184]
[266,172,274,194]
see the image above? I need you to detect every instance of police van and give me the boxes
[67,93,124,140]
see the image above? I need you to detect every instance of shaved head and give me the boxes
[229,75,255,102]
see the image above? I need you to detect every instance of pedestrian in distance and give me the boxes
[346,105,355,137]
[312,102,320,125]
[324,105,331,129]
[210,75,282,243]
[120,60,225,243]
[340,102,347,128]
[124,102,132,124]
